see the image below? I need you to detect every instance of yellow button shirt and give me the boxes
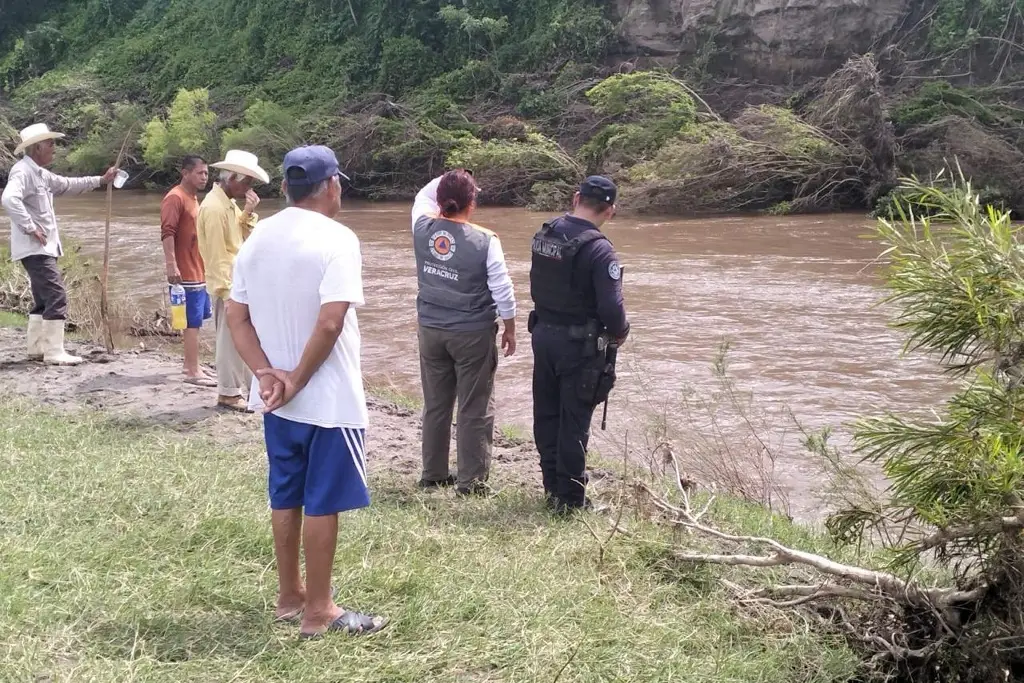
[196,183,259,300]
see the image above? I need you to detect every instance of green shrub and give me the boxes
[0,39,30,92]
[514,2,613,68]
[528,179,575,211]
[586,71,698,121]
[765,201,793,216]
[0,22,66,91]
[437,6,509,58]
[358,115,472,196]
[622,110,845,214]
[63,102,145,174]
[736,105,841,160]
[0,113,17,178]
[582,71,700,170]
[579,123,669,170]
[220,100,304,184]
[141,88,217,171]
[514,88,561,119]
[892,81,1024,131]
[928,0,1016,52]
[447,131,581,205]
[425,60,500,103]
[378,37,438,96]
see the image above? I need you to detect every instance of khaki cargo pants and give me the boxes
[418,324,498,488]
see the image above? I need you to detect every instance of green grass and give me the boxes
[0,398,859,682]
[498,423,530,446]
[0,310,27,327]
[365,380,424,413]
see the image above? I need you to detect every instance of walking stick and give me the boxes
[100,126,135,353]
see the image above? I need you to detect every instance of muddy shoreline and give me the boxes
[0,324,546,492]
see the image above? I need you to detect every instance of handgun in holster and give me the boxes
[581,319,600,358]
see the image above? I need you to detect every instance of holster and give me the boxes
[575,342,617,407]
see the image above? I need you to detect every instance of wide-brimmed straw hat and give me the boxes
[211,149,270,184]
[14,123,66,155]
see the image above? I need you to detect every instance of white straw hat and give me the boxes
[211,149,270,185]
[14,123,66,155]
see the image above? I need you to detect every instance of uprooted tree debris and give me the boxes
[620,175,1024,682]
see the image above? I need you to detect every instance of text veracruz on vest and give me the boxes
[423,263,460,282]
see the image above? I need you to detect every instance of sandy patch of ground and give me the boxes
[0,324,540,487]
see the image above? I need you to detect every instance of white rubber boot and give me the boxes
[27,314,43,361]
[41,319,83,366]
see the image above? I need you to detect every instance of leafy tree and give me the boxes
[140,88,217,172]
[65,102,145,173]
[378,36,439,96]
[221,100,304,184]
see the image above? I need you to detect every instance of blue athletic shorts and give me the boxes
[178,283,211,329]
[263,413,370,516]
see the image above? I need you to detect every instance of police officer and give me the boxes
[528,176,629,513]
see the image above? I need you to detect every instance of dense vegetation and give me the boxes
[1,0,1024,214]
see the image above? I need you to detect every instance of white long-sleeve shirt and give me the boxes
[2,156,102,261]
[411,177,516,321]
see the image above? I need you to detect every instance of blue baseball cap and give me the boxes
[282,145,351,186]
[579,175,617,205]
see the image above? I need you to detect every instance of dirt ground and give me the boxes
[0,324,540,488]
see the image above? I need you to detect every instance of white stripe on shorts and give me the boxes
[342,427,367,486]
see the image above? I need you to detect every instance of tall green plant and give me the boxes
[831,171,1024,581]
[929,0,1021,52]
[140,88,217,171]
[220,100,304,184]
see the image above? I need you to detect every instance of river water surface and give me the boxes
[1,192,952,519]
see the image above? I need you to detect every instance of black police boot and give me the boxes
[550,496,594,516]
[418,474,456,489]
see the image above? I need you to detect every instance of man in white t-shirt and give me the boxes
[226,145,387,639]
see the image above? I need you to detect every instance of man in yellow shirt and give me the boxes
[197,150,270,411]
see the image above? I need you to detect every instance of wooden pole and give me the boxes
[100,127,135,354]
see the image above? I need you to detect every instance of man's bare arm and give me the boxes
[255,302,351,412]
[289,302,350,390]
[161,237,181,283]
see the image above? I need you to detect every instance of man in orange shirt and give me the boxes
[160,155,214,386]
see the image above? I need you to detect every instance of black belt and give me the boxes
[535,321,589,339]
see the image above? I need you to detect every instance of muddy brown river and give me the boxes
[1,191,952,519]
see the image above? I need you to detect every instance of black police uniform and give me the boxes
[528,177,629,511]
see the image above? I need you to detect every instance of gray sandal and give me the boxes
[299,609,389,639]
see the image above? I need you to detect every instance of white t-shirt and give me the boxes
[230,206,368,429]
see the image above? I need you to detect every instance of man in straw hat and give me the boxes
[197,149,269,411]
[1,123,119,365]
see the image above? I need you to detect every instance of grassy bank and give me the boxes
[0,397,859,682]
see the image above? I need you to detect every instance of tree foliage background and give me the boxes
[1,0,1023,213]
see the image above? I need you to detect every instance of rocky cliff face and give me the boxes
[616,0,914,82]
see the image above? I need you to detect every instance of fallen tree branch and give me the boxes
[915,512,1024,551]
[639,481,986,610]
[749,583,891,607]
